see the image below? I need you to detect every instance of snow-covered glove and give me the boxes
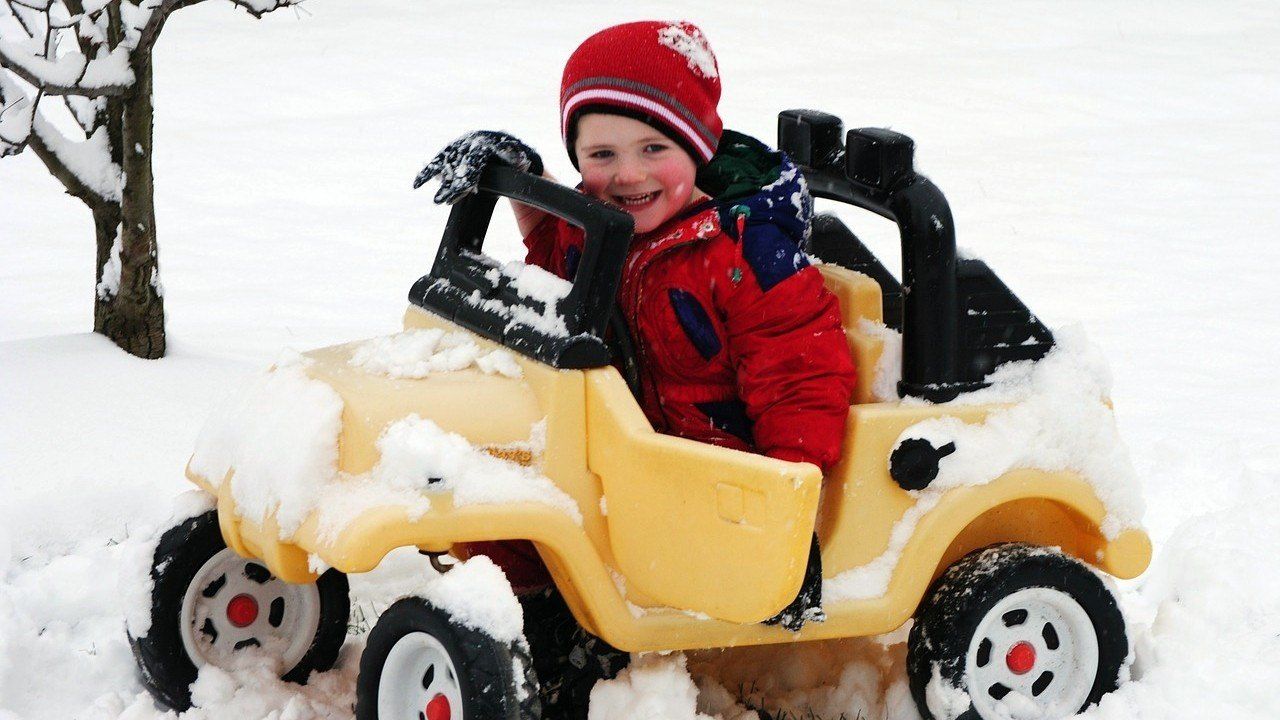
[413,130,543,204]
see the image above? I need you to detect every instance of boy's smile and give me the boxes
[574,113,707,235]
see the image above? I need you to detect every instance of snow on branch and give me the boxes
[0,33,133,95]
[1,0,297,201]
[0,72,33,155]
[30,111,120,201]
[230,0,297,19]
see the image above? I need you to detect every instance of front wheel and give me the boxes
[356,596,539,720]
[907,544,1128,720]
[128,509,350,711]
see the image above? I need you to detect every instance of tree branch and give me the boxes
[7,0,49,12]
[27,111,117,207]
[229,0,296,20]
[3,0,41,38]
[5,68,117,206]
[0,67,32,152]
[61,0,98,59]
[0,37,132,95]
[132,0,198,53]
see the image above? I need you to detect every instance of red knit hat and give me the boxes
[561,21,723,167]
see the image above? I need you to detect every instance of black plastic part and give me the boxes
[410,165,634,369]
[956,258,1055,382]
[845,127,915,191]
[519,586,629,720]
[778,109,1055,401]
[889,438,956,491]
[806,214,903,331]
[778,109,845,167]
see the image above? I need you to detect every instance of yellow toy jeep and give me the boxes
[128,110,1151,720]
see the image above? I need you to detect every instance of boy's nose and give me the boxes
[614,157,647,185]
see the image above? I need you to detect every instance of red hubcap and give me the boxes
[226,593,259,628]
[425,693,450,720]
[1005,640,1036,675]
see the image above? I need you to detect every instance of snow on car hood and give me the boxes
[187,333,569,539]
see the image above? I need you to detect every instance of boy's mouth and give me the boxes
[613,190,660,208]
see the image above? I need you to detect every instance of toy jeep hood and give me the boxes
[298,335,542,476]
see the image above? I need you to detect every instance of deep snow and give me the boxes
[2,1,1279,719]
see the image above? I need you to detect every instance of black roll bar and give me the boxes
[410,165,634,368]
[779,110,985,401]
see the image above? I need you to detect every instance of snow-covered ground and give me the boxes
[2,1,1278,718]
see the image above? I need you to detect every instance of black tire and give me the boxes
[356,596,540,720]
[127,509,350,711]
[907,544,1128,720]
[518,586,629,720]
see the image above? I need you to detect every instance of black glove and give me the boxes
[413,130,544,204]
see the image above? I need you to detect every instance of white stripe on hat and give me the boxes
[562,87,715,162]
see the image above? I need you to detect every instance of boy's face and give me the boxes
[574,113,700,235]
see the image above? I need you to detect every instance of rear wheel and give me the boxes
[356,596,539,720]
[128,510,350,711]
[907,544,1128,720]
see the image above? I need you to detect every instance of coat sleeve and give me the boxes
[716,225,858,472]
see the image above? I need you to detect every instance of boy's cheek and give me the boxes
[579,177,610,201]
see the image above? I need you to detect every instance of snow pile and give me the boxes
[189,352,344,537]
[0,533,167,719]
[349,328,523,379]
[191,355,572,544]
[906,325,1145,534]
[925,666,971,720]
[362,414,580,523]
[452,257,574,338]
[496,259,572,306]
[121,491,217,639]
[1078,486,1280,719]
[418,555,524,643]
[309,474,434,546]
[91,653,358,720]
[828,327,1144,601]
[857,318,904,402]
[589,654,740,720]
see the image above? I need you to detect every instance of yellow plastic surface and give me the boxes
[815,264,889,404]
[585,369,822,623]
[815,264,883,326]
[191,305,1153,653]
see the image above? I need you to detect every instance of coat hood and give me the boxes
[696,129,814,246]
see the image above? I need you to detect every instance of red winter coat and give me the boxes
[526,135,857,471]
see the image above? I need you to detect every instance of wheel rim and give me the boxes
[178,548,322,672]
[965,587,1100,720]
[378,631,465,720]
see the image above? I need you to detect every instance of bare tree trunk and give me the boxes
[97,53,165,359]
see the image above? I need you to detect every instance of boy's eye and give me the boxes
[587,149,614,160]
[643,143,669,154]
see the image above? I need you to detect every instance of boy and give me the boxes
[417,20,857,475]
[415,20,858,717]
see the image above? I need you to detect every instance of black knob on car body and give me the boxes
[889,438,957,491]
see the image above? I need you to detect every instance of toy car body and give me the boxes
[131,110,1152,720]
